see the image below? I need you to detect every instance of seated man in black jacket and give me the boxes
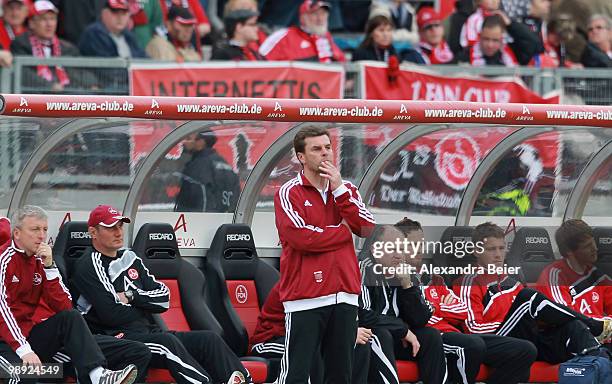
[211,9,263,61]
[358,224,447,384]
[457,14,540,66]
[581,14,612,68]
[72,205,251,384]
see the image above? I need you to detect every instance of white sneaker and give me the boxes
[227,371,246,384]
[98,364,138,384]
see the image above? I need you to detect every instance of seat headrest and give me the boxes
[207,224,258,280]
[52,221,91,278]
[132,223,181,279]
[438,226,475,266]
[593,227,612,262]
[508,227,554,262]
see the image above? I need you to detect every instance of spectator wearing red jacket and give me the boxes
[0,0,28,51]
[460,0,500,48]
[273,126,375,383]
[0,206,140,384]
[259,0,345,62]
[537,220,611,328]
[454,222,611,365]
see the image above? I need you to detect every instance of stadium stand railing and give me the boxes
[0,56,610,104]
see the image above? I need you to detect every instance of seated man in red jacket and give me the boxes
[0,207,140,384]
[537,219,611,341]
[454,222,611,365]
[396,218,535,384]
[259,0,345,62]
[250,282,326,383]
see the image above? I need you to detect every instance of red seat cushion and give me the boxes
[398,360,559,382]
[529,361,559,382]
[241,360,267,383]
[146,368,174,382]
[396,360,419,382]
[159,279,190,331]
[226,280,260,339]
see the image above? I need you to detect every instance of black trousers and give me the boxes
[250,336,324,384]
[52,334,152,383]
[368,326,447,384]
[442,332,536,384]
[495,288,601,363]
[124,329,249,384]
[0,310,117,383]
[276,303,357,384]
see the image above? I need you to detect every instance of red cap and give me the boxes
[106,0,129,11]
[30,0,57,16]
[168,6,196,25]
[417,6,441,29]
[299,0,330,16]
[88,205,131,228]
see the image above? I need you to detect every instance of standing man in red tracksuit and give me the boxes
[274,125,376,384]
[537,219,611,342]
[454,222,612,365]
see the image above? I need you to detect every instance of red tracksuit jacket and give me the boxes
[453,273,522,334]
[421,274,468,333]
[274,172,375,312]
[259,26,346,62]
[251,283,284,345]
[537,259,611,321]
[0,240,72,357]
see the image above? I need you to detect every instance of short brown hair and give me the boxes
[473,222,505,245]
[482,14,507,33]
[555,219,593,257]
[293,126,330,155]
[395,217,422,235]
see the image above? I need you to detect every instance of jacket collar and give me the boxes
[297,171,329,192]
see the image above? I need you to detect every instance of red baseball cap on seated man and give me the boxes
[416,6,442,30]
[88,205,131,227]
[106,0,129,11]
[30,0,58,16]
[299,0,330,15]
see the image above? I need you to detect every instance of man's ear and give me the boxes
[88,226,96,239]
[296,152,304,165]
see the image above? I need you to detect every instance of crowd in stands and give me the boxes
[0,0,609,89]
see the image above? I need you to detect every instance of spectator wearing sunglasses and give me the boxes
[581,14,612,67]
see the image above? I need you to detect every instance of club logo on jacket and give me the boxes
[314,271,323,283]
[235,285,248,304]
[300,40,310,49]
[11,275,19,283]
[33,273,42,285]
[128,268,139,280]
[304,200,312,207]
[429,289,438,299]
[592,292,599,303]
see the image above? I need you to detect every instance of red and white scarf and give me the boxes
[29,34,69,86]
[470,41,517,67]
[418,40,454,64]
